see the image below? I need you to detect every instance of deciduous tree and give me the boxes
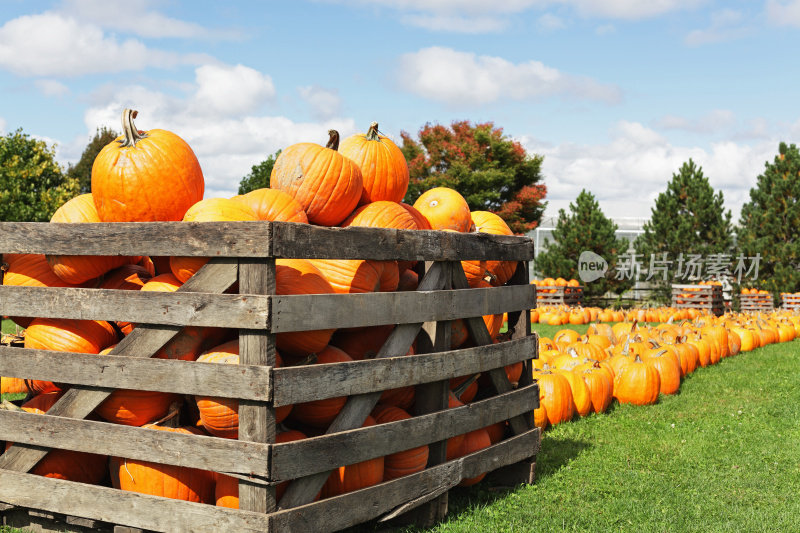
[67,127,119,193]
[238,150,281,194]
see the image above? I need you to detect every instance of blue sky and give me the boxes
[1,0,799,222]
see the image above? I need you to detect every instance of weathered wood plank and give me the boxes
[237,257,277,514]
[272,223,535,261]
[0,346,271,400]
[0,258,238,475]
[272,384,538,480]
[0,470,270,533]
[270,460,463,533]
[271,335,536,406]
[269,426,540,533]
[276,261,447,510]
[0,221,534,260]
[271,284,535,332]
[0,410,270,476]
[0,286,269,328]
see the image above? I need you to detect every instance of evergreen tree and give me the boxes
[238,150,281,194]
[634,159,733,299]
[535,190,630,299]
[66,127,119,193]
[400,121,547,233]
[737,142,800,297]
[0,129,79,221]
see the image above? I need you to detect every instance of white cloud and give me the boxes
[0,13,207,77]
[766,0,800,27]
[192,64,275,117]
[398,46,622,105]
[568,0,705,20]
[685,9,751,46]
[71,65,356,200]
[400,14,508,32]
[298,86,342,121]
[521,120,784,222]
[536,13,567,31]
[595,24,616,35]
[34,79,70,97]
[655,109,737,134]
[59,0,213,39]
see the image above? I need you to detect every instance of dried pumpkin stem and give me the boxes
[117,108,149,148]
[365,122,380,141]
[326,130,340,151]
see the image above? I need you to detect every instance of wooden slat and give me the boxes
[0,286,269,328]
[272,335,536,406]
[0,347,271,400]
[272,223,535,261]
[0,470,270,533]
[268,427,540,533]
[237,257,277,514]
[271,284,535,332]
[0,410,270,476]
[0,258,238,475]
[277,261,447,510]
[271,384,538,480]
[0,221,534,260]
[0,221,273,258]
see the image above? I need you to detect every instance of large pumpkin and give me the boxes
[92,109,204,222]
[232,188,308,223]
[111,425,214,503]
[169,198,259,283]
[412,187,472,232]
[270,130,363,226]
[290,345,353,428]
[97,263,152,335]
[321,416,384,498]
[23,318,118,394]
[46,194,136,284]
[613,355,661,405]
[195,340,291,438]
[461,211,517,287]
[338,122,409,205]
[371,405,429,481]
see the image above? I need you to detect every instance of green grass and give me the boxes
[1,318,21,335]
[402,336,800,532]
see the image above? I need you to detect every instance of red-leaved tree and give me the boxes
[400,121,547,234]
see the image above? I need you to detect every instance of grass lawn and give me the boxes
[383,326,800,532]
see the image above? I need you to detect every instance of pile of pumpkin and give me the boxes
[0,110,525,506]
[531,311,800,428]
[531,278,582,293]
[532,306,701,326]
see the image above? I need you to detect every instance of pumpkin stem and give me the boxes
[117,109,148,148]
[365,122,380,141]
[326,130,340,151]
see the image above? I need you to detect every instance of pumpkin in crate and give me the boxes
[321,416,384,498]
[275,259,337,357]
[1,376,27,395]
[111,425,214,503]
[92,109,204,222]
[270,130,363,227]
[309,258,382,295]
[1,253,85,328]
[46,194,137,284]
[5,392,108,484]
[169,198,259,283]
[97,264,152,335]
[461,211,516,287]
[331,324,394,361]
[195,340,291,438]
[215,429,308,508]
[412,187,472,232]
[290,345,352,428]
[23,317,118,394]
[232,188,308,223]
[95,345,178,427]
[338,122,409,205]
[456,427,492,486]
[371,405,429,481]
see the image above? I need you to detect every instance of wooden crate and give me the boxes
[671,284,724,316]
[739,293,774,312]
[781,293,800,310]
[0,221,540,533]
[535,285,583,307]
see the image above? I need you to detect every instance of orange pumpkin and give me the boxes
[371,405,429,481]
[232,188,308,223]
[46,194,136,284]
[92,109,204,222]
[613,355,661,405]
[322,415,384,497]
[338,122,410,204]
[270,130,363,226]
[412,187,472,232]
[461,211,516,287]
[290,346,353,428]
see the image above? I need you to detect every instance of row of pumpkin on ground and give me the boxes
[531,310,799,429]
